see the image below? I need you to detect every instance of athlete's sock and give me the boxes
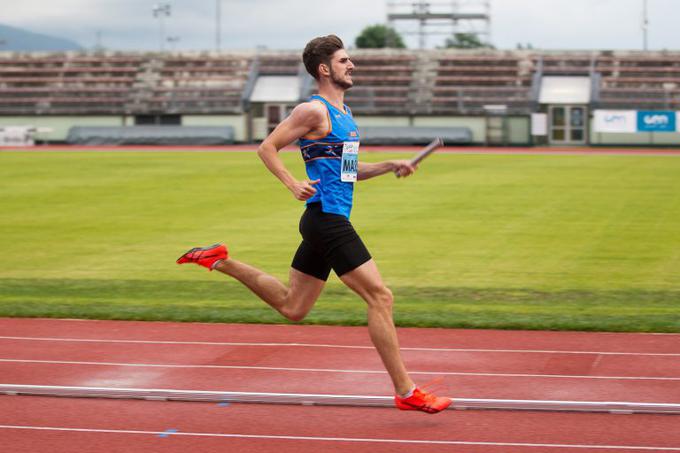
[398,384,417,399]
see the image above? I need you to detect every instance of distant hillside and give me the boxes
[0,23,83,51]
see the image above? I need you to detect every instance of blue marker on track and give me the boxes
[158,428,178,438]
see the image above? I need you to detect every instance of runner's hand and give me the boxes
[290,179,320,201]
[393,160,417,178]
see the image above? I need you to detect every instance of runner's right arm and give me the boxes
[257,102,326,201]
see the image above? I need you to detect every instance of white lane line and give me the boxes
[4,384,679,413]
[1,358,678,381]
[0,425,678,450]
[1,336,678,357]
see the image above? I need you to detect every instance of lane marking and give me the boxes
[0,424,679,450]
[1,336,678,357]
[4,384,679,414]
[1,358,678,381]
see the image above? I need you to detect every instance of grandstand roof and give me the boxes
[539,77,592,104]
[250,76,300,103]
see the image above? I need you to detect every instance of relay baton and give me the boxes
[395,137,444,177]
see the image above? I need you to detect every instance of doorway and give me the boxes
[265,104,294,134]
[548,105,587,145]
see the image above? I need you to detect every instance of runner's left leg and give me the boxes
[213,260,325,322]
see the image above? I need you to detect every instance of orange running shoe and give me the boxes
[395,387,452,414]
[176,243,228,271]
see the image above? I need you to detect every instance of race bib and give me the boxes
[340,141,359,182]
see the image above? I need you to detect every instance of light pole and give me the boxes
[167,36,180,52]
[642,0,649,51]
[152,3,172,52]
[216,0,222,51]
[94,30,104,52]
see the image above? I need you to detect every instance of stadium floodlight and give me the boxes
[152,3,172,52]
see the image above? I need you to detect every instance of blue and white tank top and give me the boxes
[299,95,360,219]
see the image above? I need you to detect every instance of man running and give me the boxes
[178,35,452,414]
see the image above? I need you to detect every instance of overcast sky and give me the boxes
[1,0,677,52]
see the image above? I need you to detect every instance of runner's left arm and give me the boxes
[357,160,416,181]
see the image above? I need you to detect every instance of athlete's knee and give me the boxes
[280,300,312,323]
[282,309,308,323]
[368,285,393,310]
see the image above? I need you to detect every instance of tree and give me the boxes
[444,33,494,49]
[355,24,406,49]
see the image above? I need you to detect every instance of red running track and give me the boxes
[1,318,679,452]
[3,396,680,453]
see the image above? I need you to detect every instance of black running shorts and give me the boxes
[291,203,372,281]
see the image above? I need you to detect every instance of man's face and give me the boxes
[327,49,354,90]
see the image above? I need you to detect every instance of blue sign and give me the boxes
[637,111,676,132]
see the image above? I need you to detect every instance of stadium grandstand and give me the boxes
[1,49,680,146]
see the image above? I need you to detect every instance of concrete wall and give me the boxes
[358,116,486,143]
[0,116,125,141]
[353,116,411,127]
[252,117,268,141]
[413,116,486,143]
[507,116,531,145]
[589,121,680,146]
[0,114,248,143]
[651,132,680,145]
[357,115,532,145]
[182,115,247,142]
[0,113,534,146]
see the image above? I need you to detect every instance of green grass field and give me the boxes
[1,150,679,332]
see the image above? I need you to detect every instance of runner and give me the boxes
[178,35,452,414]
